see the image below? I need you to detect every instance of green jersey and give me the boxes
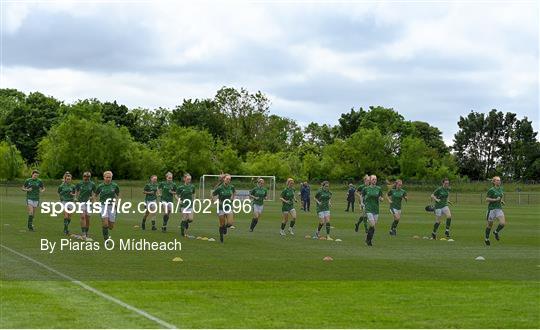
[433,186,450,209]
[158,181,176,203]
[57,183,75,202]
[95,182,120,203]
[212,184,235,208]
[315,188,332,212]
[143,182,158,202]
[281,187,295,212]
[24,178,43,201]
[487,186,504,210]
[75,180,96,202]
[250,186,268,206]
[364,186,383,214]
[177,183,196,208]
[387,188,407,210]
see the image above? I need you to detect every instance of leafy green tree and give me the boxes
[337,107,365,138]
[2,92,61,163]
[410,121,448,155]
[345,128,395,177]
[260,115,300,153]
[215,87,271,156]
[0,89,26,129]
[511,118,539,180]
[454,110,538,180]
[243,152,292,180]
[0,141,25,180]
[38,116,159,179]
[158,126,214,178]
[130,107,170,144]
[171,99,225,140]
[213,142,243,174]
[304,122,338,146]
[453,111,486,179]
[102,101,136,129]
[59,99,103,121]
[301,152,323,180]
[399,137,432,179]
[358,106,413,139]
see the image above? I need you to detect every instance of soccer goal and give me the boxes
[199,175,276,201]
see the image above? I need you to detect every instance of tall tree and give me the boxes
[171,99,225,140]
[130,107,170,143]
[410,121,448,155]
[2,91,61,163]
[453,110,539,180]
[38,115,161,179]
[304,122,338,146]
[214,87,270,156]
[102,100,136,129]
[337,107,365,138]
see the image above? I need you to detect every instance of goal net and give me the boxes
[199,175,276,201]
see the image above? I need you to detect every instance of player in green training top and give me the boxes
[158,172,177,232]
[212,174,236,243]
[177,173,196,237]
[484,176,506,246]
[364,175,384,246]
[354,175,370,233]
[95,171,120,242]
[249,178,268,232]
[430,178,453,240]
[314,181,333,239]
[22,170,45,231]
[386,179,408,236]
[280,178,298,236]
[57,172,76,235]
[141,175,159,231]
[75,171,96,239]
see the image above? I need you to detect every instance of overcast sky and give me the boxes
[1,0,538,144]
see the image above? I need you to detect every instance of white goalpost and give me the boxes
[199,175,277,201]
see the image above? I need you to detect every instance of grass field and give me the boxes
[1,185,539,328]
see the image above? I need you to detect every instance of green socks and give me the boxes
[317,223,323,232]
[359,216,368,232]
[102,226,109,240]
[162,214,169,227]
[494,224,505,234]
[367,226,375,241]
[326,223,331,235]
[289,220,296,228]
[63,218,71,233]
[432,222,440,234]
[485,227,491,239]
[281,223,286,230]
[27,215,34,229]
[445,218,452,230]
[250,218,258,230]
[391,220,399,230]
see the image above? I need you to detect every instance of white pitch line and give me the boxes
[0,244,177,329]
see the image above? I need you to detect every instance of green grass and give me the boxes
[1,187,539,328]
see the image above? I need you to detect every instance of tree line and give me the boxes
[0,87,538,182]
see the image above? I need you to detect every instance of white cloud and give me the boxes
[1,1,538,143]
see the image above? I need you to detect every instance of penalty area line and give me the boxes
[0,244,177,329]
